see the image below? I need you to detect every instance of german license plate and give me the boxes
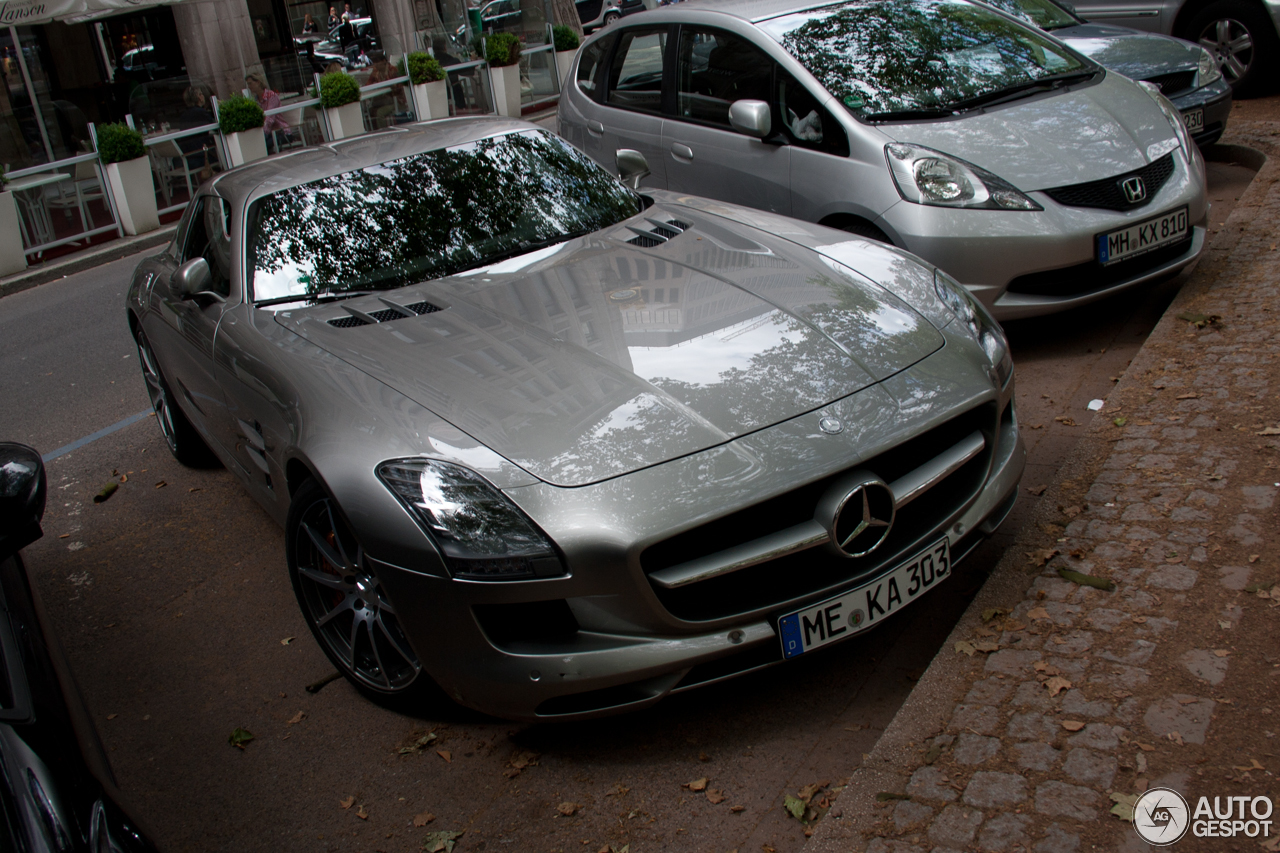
[1182,109,1204,133]
[1096,206,1189,266]
[778,538,950,659]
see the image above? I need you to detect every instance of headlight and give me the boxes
[1196,47,1223,86]
[934,269,1012,388]
[885,144,1042,211]
[1138,80,1192,155]
[378,459,565,580]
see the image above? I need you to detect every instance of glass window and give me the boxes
[606,27,668,114]
[181,196,232,297]
[577,34,614,102]
[675,28,772,127]
[776,68,849,155]
[759,0,1091,121]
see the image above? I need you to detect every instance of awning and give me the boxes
[1,0,190,27]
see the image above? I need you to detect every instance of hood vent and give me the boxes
[327,297,444,328]
[626,217,692,248]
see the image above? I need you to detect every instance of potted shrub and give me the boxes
[406,52,448,121]
[552,25,580,87]
[482,32,523,117]
[97,123,159,236]
[320,70,364,139]
[0,172,25,276]
[218,94,267,166]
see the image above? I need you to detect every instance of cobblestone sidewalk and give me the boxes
[805,124,1280,853]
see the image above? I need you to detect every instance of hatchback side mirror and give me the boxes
[729,100,771,138]
[616,149,650,190]
[0,442,46,555]
[174,257,213,300]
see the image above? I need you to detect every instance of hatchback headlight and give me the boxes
[378,459,565,580]
[1138,80,1192,155]
[1196,47,1223,87]
[885,144,1042,211]
[935,270,1012,388]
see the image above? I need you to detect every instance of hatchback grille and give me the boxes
[642,404,997,622]
[1144,71,1195,96]
[1042,154,1175,212]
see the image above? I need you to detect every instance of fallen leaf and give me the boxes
[1136,743,1155,752]
[557,802,579,816]
[1110,792,1138,821]
[981,607,1010,623]
[356,804,368,820]
[436,750,451,763]
[1061,505,1083,519]
[1218,620,1232,629]
[954,640,977,656]
[1027,484,1048,496]
[1249,554,1261,563]
[1167,731,1184,746]
[340,796,355,809]
[228,727,254,749]
[1176,311,1221,328]
[281,637,294,645]
[1028,548,1060,567]
[1256,427,1280,436]
[422,830,464,853]
[154,480,166,489]
[1233,759,1265,772]
[1058,568,1116,591]
[1028,423,1044,429]
[287,711,306,725]
[1027,605,1051,621]
[797,781,829,802]
[1178,697,1198,705]
[974,640,1000,653]
[1213,649,1231,657]
[93,482,119,503]
[413,812,436,827]
[707,789,726,805]
[1045,676,1072,697]
[1061,720,1086,732]
[1176,392,1200,400]
[923,743,944,765]
[1055,416,1077,426]
[1113,417,1128,427]
[730,805,745,813]
[684,777,709,792]
[106,713,118,720]
[1132,615,1148,623]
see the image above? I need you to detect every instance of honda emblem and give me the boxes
[1121,176,1147,204]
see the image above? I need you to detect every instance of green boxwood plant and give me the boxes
[96,123,146,164]
[218,95,265,134]
[319,71,362,108]
[406,51,445,85]
[552,24,580,52]
[482,32,522,67]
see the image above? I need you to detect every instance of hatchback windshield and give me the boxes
[759,0,1089,120]
[250,130,641,303]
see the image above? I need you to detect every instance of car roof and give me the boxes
[615,0,971,24]
[211,117,540,206]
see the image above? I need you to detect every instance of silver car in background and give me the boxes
[558,0,1209,320]
[125,119,1024,721]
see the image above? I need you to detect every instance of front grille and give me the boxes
[1144,71,1195,96]
[1042,154,1175,212]
[642,404,997,622]
[327,315,368,328]
[1005,235,1193,297]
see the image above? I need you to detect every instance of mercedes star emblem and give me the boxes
[819,416,843,435]
[830,481,895,557]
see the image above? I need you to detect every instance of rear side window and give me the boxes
[777,68,850,156]
[675,28,772,127]
[576,34,613,102]
[607,27,668,114]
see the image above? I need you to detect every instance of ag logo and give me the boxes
[1133,787,1190,845]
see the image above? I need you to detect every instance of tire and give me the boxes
[134,327,220,468]
[286,478,441,707]
[1187,0,1280,97]
[603,11,620,25]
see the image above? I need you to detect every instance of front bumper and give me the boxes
[1170,82,1231,146]
[373,342,1026,721]
[873,147,1208,321]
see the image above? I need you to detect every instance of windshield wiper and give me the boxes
[945,70,1098,113]
[863,107,957,122]
[254,289,377,308]
[464,229,596,271]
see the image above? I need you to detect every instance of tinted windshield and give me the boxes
[251,130,641,303]
[979,0,1079,29]
[760,0,1088,119]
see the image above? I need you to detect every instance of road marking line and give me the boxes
[42,410,153,463]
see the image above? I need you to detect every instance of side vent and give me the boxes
[326,298,444,328]
[626,217,692,248]
[368,308,406,323]
[328,315,369,328]
[404,300,443,315]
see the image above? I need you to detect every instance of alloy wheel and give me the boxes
[293,493,420,693]
[1199,16,1253,82]
[136,331,178,454]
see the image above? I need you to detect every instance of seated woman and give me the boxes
[177,84,216,171]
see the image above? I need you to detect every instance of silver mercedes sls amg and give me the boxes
[125,119,1024,720]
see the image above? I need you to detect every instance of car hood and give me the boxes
[1055,23,1201,81]
[883,72,1178,191]
[273,206,943,486]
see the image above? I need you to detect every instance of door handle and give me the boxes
[587,120,604,136]
[670,143,693,162]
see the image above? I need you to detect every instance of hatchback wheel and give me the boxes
[1189,0,1278,96]
[287,478,432,703]
[134,327,219,467]
[604,10,620,24]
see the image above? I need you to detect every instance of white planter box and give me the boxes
[488,63,521,117]
[325,101,365,140]
[555,49,577,87]
[225,128,267,166]
[411,80,449,121]
[105,156,159,236]
[0,190,27,276]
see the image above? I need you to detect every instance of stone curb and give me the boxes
[806,125,1278,853]
[0,227,176,301]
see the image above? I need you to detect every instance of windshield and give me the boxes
[760,0,1089,120]
[250,130,641,303]
[979,0,1079,29]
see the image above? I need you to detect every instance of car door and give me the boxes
[142,194,235,453]
[597,24,671,187]
[662,26,790,215]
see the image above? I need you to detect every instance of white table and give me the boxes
[7,172,72,249]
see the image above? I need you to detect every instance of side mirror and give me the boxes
[174,257,212,300]
[616,148,650,190]
[728,100,771,138]
[0,442,46,555]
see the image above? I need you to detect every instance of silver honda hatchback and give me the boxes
[558,0,1210,320]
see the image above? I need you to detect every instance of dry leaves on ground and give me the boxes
[683,777,709,792]
[504,749,540,778]
[1027,548,1060,567]
[1027,605,1052,621]
[397,730,437,755]
[1045,676,1072,697]
[340,796,355,809]
[413,812,436,827]
[557,802,580,816]
[1061,720,1086,732]
[436,749,452,763]
[706,789,727,805]
[1026,484,1048,496]
[355,804,368,820]
[287,711,306,725]
[422,830,464,853]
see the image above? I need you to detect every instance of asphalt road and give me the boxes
[0,155,1257,853]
